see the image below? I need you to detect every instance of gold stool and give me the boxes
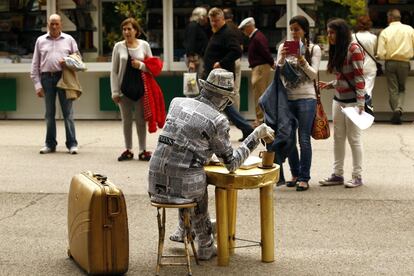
[150,201,200,276]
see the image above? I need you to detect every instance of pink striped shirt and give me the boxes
[333,42,365,106]
[30,32,79,91]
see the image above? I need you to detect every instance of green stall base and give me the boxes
[0,78,17,111]
[99,76,249,112]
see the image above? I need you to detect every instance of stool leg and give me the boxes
[155,207,164,276]
[187,208,199,265]
[183,209,193,276]
[260,185,275,262]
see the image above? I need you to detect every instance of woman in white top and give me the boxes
[352,15,378,98]
[276,15,322,191]
[111,18,153,161]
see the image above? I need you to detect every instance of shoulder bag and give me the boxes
[355,34,383,76]
[340,71,374,117]
[121,42,145,101]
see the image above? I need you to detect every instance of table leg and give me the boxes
[215,187,229,266]
[227,189,238,255]
[259,185,274,262]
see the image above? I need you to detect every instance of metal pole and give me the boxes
[286,0,298,40]
[47,0,56,18]
[163,0,172,71]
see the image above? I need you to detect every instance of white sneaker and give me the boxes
[344,177,363,188]
[39,146,55,154]
[69,146,78,154]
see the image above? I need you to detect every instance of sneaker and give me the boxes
[138,150,152,161]
[39,146,56,154]
[344,177,363,188]
[118,150,133,161]
[69,146,78,154]
[319,174,344,186]
[197,242,217,261]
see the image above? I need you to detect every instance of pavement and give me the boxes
[0,119,414,276]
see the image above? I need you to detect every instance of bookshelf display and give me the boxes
[59,0,98,53]
[0,0,46,63]
[0,0,97,64]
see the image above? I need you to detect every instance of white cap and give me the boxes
[238,17,255,29]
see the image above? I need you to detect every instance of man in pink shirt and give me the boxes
[30,14,80,154]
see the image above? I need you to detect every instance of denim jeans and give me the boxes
[41,73,77,149]
[224,105,253,137]
[287,98,316,182]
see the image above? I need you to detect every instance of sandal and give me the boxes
[138,150,152,161]
[286,177,298,188]
[296,181,309,192]
[118,150,133,161]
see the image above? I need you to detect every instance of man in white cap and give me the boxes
[148,68,275,260]
[239,17,275,128]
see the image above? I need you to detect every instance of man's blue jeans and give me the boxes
[41,73,77,149]
[287,98,316,182]
[224,105,253,137]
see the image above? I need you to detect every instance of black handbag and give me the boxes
[121,44,145,101]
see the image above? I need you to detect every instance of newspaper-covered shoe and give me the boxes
[197,242,217,261]
[169,226,185,243]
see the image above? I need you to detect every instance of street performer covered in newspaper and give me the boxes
[148,68,275,260]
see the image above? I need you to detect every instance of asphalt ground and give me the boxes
[0,120,413,276]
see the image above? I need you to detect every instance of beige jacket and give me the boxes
[57,66,82,100]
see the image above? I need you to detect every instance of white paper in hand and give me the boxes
[341,107,374,130]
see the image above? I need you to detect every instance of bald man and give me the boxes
[377,9,414,124]
[31,14,80,154]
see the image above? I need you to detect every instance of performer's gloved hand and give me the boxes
[252,123,275,143]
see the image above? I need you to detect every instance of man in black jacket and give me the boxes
[203,7,253,141]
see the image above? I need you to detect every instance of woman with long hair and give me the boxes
[276,15,321,191]
[319,18,366,188]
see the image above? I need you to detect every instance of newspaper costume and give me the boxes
[148,68,274,260]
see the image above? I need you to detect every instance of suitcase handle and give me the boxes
[93,173,108,184]
[108,195,121,216]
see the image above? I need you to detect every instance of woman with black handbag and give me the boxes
[110,18,153,161]
[319,18,366,188]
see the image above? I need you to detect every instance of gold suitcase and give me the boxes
[67,172,129,275]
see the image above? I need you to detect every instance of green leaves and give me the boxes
[331,0,367,27]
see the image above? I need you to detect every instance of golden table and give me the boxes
[204,164,280,266]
